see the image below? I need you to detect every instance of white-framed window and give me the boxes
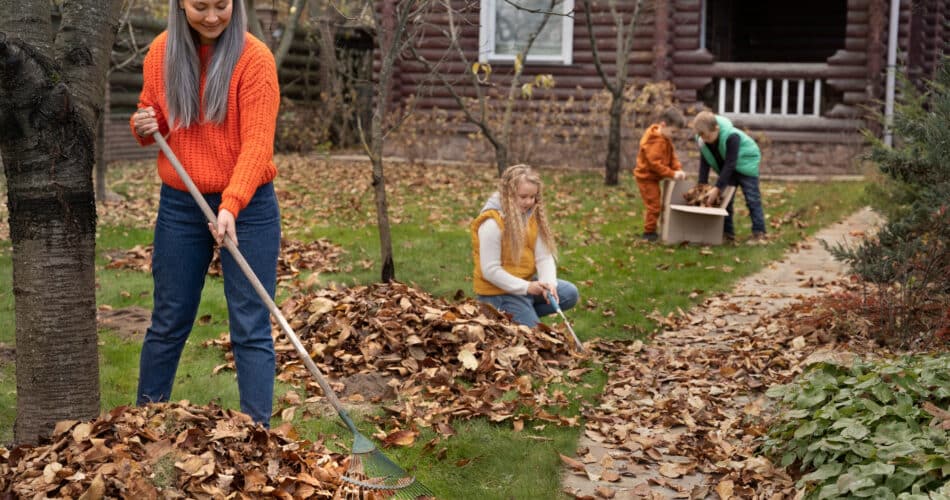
[479,0,574,65]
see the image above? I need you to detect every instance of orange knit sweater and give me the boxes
[131,31,280,218]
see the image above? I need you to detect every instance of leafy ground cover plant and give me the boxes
[763,356,950,499]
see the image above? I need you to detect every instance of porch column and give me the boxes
[653,0,671,81]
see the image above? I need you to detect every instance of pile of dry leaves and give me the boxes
[208,281,587,432]
[105,238,345,283]
[0,402,354,499]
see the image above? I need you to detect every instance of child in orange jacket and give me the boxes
[634,107,688,241]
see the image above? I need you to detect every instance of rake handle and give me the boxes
[545,291,585,352]
[152,133,358,432]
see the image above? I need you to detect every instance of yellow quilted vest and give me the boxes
[471,209,539,295]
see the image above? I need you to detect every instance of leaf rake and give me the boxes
[546,291,584,352]
[153,133,435,499]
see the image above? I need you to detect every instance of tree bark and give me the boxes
[0,0,120,444]
[274,0,308,70]
[604,90,624,185]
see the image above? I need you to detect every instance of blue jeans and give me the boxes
[724,173,766,237]
[478,279,579,327]
[138,183,280,426]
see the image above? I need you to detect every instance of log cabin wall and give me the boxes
[379,0,675,169]
[387,0,659,111]
[380,0,947,175]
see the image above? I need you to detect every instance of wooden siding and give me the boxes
[384,0,664,111]
[381,0,949,146]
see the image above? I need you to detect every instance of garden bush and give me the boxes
[829,57,950,348]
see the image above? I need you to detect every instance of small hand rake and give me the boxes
[153,133,434,499]
[545,291,584,352]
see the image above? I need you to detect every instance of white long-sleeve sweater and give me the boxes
[476,193,557,295]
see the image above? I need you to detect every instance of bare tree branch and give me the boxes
[503,0,571,17]
[274,0,308,69]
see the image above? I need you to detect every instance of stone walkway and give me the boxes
[561,207,883,499]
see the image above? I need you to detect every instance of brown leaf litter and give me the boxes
[565,278,891,499]
[205,281,587,432]
[104,237,346,282]
[0,401,377,499]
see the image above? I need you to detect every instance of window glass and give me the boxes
[480,0,574,64]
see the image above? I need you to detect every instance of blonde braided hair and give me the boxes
[498,164,557,264]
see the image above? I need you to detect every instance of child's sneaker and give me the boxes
[641,232,658,242]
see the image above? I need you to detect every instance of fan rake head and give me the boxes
[339,433,436,499]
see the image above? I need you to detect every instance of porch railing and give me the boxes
[710,63,829,117]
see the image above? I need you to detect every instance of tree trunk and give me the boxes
[0,0,120,444]
[364,0,410,284]
[273,0,308,70]
[495,145,509,177]
[604,90,624,185]
[370,161,395,282]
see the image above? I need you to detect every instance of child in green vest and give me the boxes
[690,111,767,242]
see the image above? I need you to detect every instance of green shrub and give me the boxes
[829,57,950,347]
[762,356,950,499]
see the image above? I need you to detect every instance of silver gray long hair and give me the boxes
[164,0,247,127]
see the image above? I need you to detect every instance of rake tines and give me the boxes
[335,420,435,499]
[340,450,436,499]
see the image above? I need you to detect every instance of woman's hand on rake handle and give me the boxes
[208,209,237,246]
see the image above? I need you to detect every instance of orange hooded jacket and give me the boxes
[634,124,682,181]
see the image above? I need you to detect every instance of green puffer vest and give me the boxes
[696,116,760,177]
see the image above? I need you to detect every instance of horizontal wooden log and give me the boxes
[826,78,868,91]
[846,11,869,24]
[672,12,699,24]
[672,38,700,51]
[674,25,699,37]
[724,114,864,132]
[842,91,871,104]
[672,49,715,64]
[759,130,866,144]
[845,38,869,51]
[671,76,713,89]
[674,0,702,11]
[827,50,868,65]
[825,103,865,118]
[846,24,869,37]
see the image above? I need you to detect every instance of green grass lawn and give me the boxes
[0,157,868,499]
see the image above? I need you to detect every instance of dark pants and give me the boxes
[724,173,766,237]
[138,183,280,425]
